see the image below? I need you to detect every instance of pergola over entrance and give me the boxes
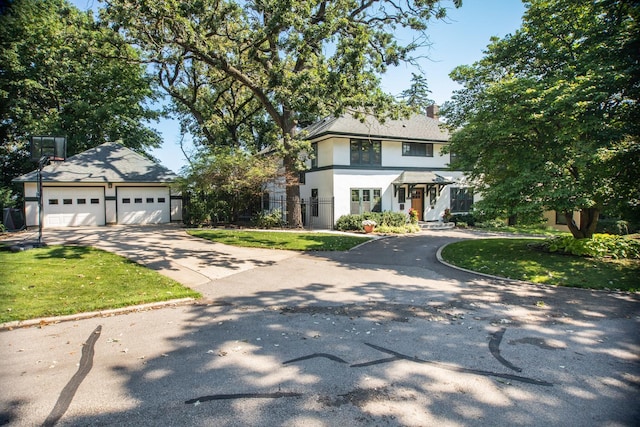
[392,171,453,220]
[392,171,452,197]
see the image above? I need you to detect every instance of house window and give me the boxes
[398,188,406,204]
[299,171,305,184]
[134,198,143,203]
[63,199,72,205]
[122,198,131,204]
[77,199,86,204]
[556,211,571,225]
[402,142,433,157]
[450,188,473,213]
[350,188,382,214]
[48,199,59,205]
[350,139,381,166]
[90,198,99,204]
[262,192,270,210]
[146,198,154,203]
[158,197,166,203]
[311,143,318,169]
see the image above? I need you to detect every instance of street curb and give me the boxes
[0,298,196,331]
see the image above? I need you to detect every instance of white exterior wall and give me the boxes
[171,193,183,222]
[106,184,117,223]
[332,169,403,219]
[23,182,38,227]
[300,169,334,200]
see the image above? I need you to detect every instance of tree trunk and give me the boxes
[284,153,303,228]
[565,208,599,239]
[281,110,303,228]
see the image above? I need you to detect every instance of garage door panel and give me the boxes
[117,187,170,225]
[43,188,105,227]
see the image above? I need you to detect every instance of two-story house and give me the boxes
[291,106,475,228]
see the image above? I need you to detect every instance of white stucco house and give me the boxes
[13,141,182,228]
[276,107,476,228]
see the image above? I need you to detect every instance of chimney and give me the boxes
[426,104,439,121]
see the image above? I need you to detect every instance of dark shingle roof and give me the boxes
[303,112,450,142]
[13,142,177,183]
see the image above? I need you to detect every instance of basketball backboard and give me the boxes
[30,136,67,161]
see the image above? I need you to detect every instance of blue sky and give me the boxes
[71,0,526,173]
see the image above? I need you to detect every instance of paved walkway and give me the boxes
[1,225,638,426]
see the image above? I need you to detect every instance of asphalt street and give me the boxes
[1,226,638,426]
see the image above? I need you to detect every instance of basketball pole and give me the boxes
[37,155,50,246]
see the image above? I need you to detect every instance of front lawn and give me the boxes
[0,245,200,323]
[440,238,640,292]
[188,229,371,251]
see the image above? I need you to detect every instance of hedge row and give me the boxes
[335,212,408,231]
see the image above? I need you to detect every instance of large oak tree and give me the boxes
[443,0,640,238]
[103,0,461,226]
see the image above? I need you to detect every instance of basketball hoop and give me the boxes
[30,136,67,246]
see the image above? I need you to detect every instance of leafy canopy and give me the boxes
[442,0,640,238]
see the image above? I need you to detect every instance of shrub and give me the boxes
[476,219,507,229]
[336,214,364,231]
[596,219,629,235]
[451,213,476,226]
[335,212,414,233]
[252,209,284,229]
[408,208,419,224]
[541,234,640,259]
[456,221,468,229]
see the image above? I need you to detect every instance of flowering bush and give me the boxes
[362,219,377,227]
[408,208,419,224]
[441,208,453,222]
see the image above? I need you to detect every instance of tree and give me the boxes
[442,0,640,239]
[0,0,162,198]
[400,73,435,113]
[158,58,279,153]
[103,0,462,227]
[180,146,279,224]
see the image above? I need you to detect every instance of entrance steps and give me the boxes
[419,221,455,230]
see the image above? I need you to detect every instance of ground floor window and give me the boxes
[450,187,473,213]
[555,211,571,225]
[350,188,381,214]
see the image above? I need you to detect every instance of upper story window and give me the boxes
[402,142,433,157]
[311,143,318,169]
[350,139,381,165]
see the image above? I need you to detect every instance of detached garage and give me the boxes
[14,142,182,228]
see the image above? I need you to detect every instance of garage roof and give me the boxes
[13,142,177,183]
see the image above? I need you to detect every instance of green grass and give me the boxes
[0,246,201,323]
[471,224,566,236]
[188,229,371,251]
[441,238,640,292]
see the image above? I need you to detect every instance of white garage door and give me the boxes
[117,187,170,225]
[43,187,105,227]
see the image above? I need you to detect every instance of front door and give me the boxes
[411,188,424,221]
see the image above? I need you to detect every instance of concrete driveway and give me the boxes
[1,225,639,426]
